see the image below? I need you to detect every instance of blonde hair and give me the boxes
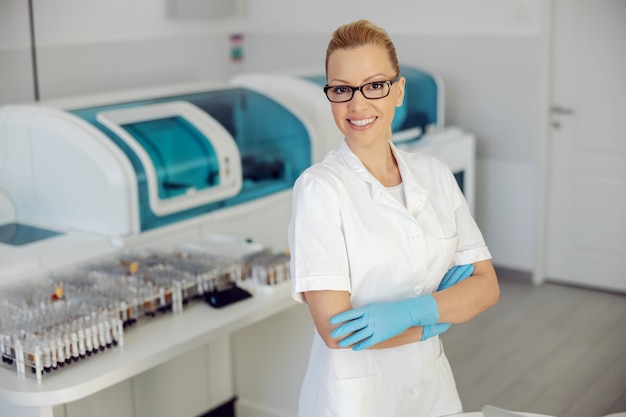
[325,19,400,78]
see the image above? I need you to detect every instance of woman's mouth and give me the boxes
[348,117,376,127]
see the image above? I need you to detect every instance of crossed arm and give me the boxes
[303,259,499,350]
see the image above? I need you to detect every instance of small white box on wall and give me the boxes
[166,0,244,20]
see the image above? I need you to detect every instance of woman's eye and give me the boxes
[367,82,384,91]
[333,86,350,95]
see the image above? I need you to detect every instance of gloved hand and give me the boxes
[330,294,439,351]
[422,264,475,341]
[437,264,474,291]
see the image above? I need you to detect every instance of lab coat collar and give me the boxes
[338,140,428,216]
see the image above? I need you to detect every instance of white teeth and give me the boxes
[349,117,375,127]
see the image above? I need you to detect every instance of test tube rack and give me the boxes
[0,243,291,383]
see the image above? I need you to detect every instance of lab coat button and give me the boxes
[412,286,423,295]
[412,388,421,397]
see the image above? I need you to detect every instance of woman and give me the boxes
[288,19,499,417]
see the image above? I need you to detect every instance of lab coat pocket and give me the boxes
[433,338,463,415]
[435,336,445,359]
[328,374,378,417]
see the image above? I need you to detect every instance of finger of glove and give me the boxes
[331,317,368,339]
[446,264,472,287]
[337,326,374,348]
[438,266,464,290]
[330,309,365,325]
[438,267,458,289]
[439,264,474,290]
[456,264,474,280]
[352,336,380,351]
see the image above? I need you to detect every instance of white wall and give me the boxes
[0,0,246,104]
[246,0,542,35]
[0,2,35,104]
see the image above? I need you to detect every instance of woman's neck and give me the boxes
[347,139,402,187]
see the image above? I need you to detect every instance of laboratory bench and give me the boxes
[0,280,296,417]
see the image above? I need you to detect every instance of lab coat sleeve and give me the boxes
[288,171,352,304]
[445,166,492,266]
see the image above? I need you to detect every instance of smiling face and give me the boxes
[326,43,405,149]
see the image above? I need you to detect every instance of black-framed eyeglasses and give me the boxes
[323,76,400,103]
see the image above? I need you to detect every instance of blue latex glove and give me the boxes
[330,294,439,351]
[422,264,475,341]
[437,264,475,291]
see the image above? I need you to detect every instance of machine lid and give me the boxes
[96,101,242,216]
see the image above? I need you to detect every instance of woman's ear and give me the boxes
[396,76,406,107]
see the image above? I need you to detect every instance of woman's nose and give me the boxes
[348,90,369,109]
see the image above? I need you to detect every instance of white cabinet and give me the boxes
[133,337,233,417]
[63,380,134,417]
[49,336,234,417]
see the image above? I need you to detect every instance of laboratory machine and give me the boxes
[0,84,313,277]
[0,82,316,417]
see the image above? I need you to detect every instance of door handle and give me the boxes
[551,105,575,115]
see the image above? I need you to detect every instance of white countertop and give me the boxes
[0,282,295,407]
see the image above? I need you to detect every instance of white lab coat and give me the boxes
[288,140,492,417]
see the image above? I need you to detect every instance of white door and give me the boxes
[546,0,626,292]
